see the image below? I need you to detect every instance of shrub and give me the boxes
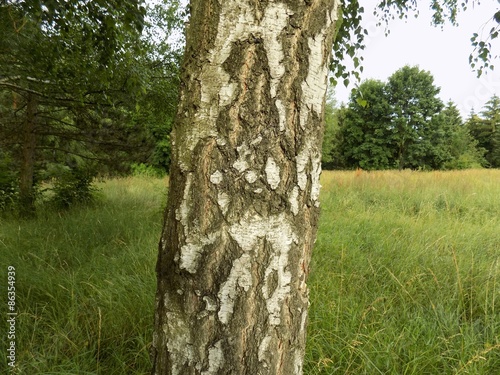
[49,167,100,209]
[0,154,19,212]
[130,163,166,178]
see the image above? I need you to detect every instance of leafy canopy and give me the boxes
[331,66,487,170]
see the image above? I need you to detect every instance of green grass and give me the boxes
[0,176,167,374]
[305,169,500,374]
[1,170,499,374]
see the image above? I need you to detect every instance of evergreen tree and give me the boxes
[321,88,343,170]
[479,94,500,167]
[0,0,182,214]
[0,0,148,214]
[441,102,486,169]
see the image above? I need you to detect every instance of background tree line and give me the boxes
[322,65,500,171]
[0,0,182,216]
[1,1,498,218]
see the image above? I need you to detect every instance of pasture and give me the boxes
[0,170,499,374]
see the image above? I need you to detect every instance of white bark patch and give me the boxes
[198,1,291,128]
[265,157,280,190]
[219,82,237,107]
[245,170,259,184]
[296,139,322,205]
[258,335,272,363]
[179,232,218,274]
[289,186,300,216]
[300,308,308,334]
[260,3,290,97]
[224,212,297,326]
[180,1,295,169]
[217,192,230,215]
[296,145,309,191]
[299,6,339,129]
[250,135,263,146]
[210,170,223,185]
[233,142,251,173]
[218,253,253,324]
[294,349,303,375]
[300,35,328,128]
[310,150,322,206]
[179,1,292,169]
[163,312,195,375]
[262,254,292,326]
[275,99,286,131]
[175,173,193,231]
[202,340,224,375]
[203,296,217,312]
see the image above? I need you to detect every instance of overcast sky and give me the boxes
[334,0,500,118]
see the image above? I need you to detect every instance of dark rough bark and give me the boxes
[19,92,37,217]
[151,1,340,374]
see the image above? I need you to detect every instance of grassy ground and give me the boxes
[0,170,499,374]
[0,177,167,374]
[306,169,500,374]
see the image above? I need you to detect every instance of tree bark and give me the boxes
[151,1,340,374]
[19,92,37,217]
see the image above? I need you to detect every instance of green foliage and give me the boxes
[442,103,486,169]
[333,66,454,170]
[386,66,445,169]
[339,79,395,170]
[48,167,100,210]
[479,95,500,167]
[469,10,500,77]
[321,89,343,170]
[334,1,498,85]
[331,0,366,87]
[467,95,500,168]
[0,0,148,214]
[0,0,182,213]
[0,153,18,212]
[325,68,492,171]
[131,163,166,178]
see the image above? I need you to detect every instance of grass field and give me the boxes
[1,170,499,374]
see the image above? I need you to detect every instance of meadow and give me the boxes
[1,170,499,374]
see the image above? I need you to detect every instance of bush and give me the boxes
[49,167,100,209]
[130,163,166,178]
[0,154,19,212]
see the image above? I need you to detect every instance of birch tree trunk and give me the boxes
[151,1,340,374]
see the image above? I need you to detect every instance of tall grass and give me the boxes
[0,176,167,374]
[1,170,499,374]
[305,169,500,374]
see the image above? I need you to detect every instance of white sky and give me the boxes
[334,0,500,118]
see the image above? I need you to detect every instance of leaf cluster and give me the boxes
[331,0,366,87]
[470,10,500,77]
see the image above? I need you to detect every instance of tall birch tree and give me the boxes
[151,1,339,374]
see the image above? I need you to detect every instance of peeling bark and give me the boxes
[151,1,340,374]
